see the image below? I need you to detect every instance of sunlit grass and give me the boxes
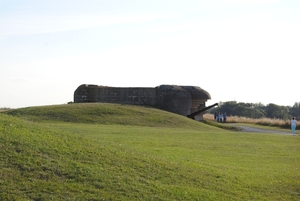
[1,104,299,200]
[5,103,203,128]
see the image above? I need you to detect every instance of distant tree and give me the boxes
[290,102,300,120]
[210,101,265,118]
[217,101,237,116]
[208,101,294,120]
[243,107,265,119]
[252,102,266,110]
[265,103,289,119]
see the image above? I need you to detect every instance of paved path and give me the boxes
[227,123,294,135]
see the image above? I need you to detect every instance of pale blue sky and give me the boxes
[1,0,299,108]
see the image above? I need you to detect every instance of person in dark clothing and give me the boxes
[223,112,227,123]
[214,112,218,121]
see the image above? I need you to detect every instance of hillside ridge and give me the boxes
[4,103,207,129]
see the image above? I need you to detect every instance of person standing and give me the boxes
[223,112,227,123]
[218,112,223,123]
[214,112,218,122]
[291,117,297,135]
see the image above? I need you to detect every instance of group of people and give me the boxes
[214,112,227,123]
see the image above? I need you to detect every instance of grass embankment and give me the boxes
[5,103,199,128]
[1,103,299,200]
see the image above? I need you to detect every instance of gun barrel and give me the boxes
[187,103,218,118]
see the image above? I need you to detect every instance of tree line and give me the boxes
[209,101,300,120]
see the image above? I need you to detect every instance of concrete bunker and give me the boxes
[74,84,215,121]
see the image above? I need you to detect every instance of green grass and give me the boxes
[5,103,203,128]
[1,103,300,200]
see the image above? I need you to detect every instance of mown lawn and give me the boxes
[1,103,299,200]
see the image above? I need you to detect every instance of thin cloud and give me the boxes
[219,0,281,5]
[0,14,177,37]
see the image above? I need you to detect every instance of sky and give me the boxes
[1,0,299,108]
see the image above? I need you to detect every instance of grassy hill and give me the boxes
[1,103,299,200]
[4,103,204,128]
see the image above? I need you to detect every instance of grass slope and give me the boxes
[5,103,203,128]
[1,103,300,200]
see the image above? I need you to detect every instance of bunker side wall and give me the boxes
[74,85,156,106]
[155,85,192,116]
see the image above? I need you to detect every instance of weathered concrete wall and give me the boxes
[74,84,211,117]
[74,84,156,105]
[155,85,192,116]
